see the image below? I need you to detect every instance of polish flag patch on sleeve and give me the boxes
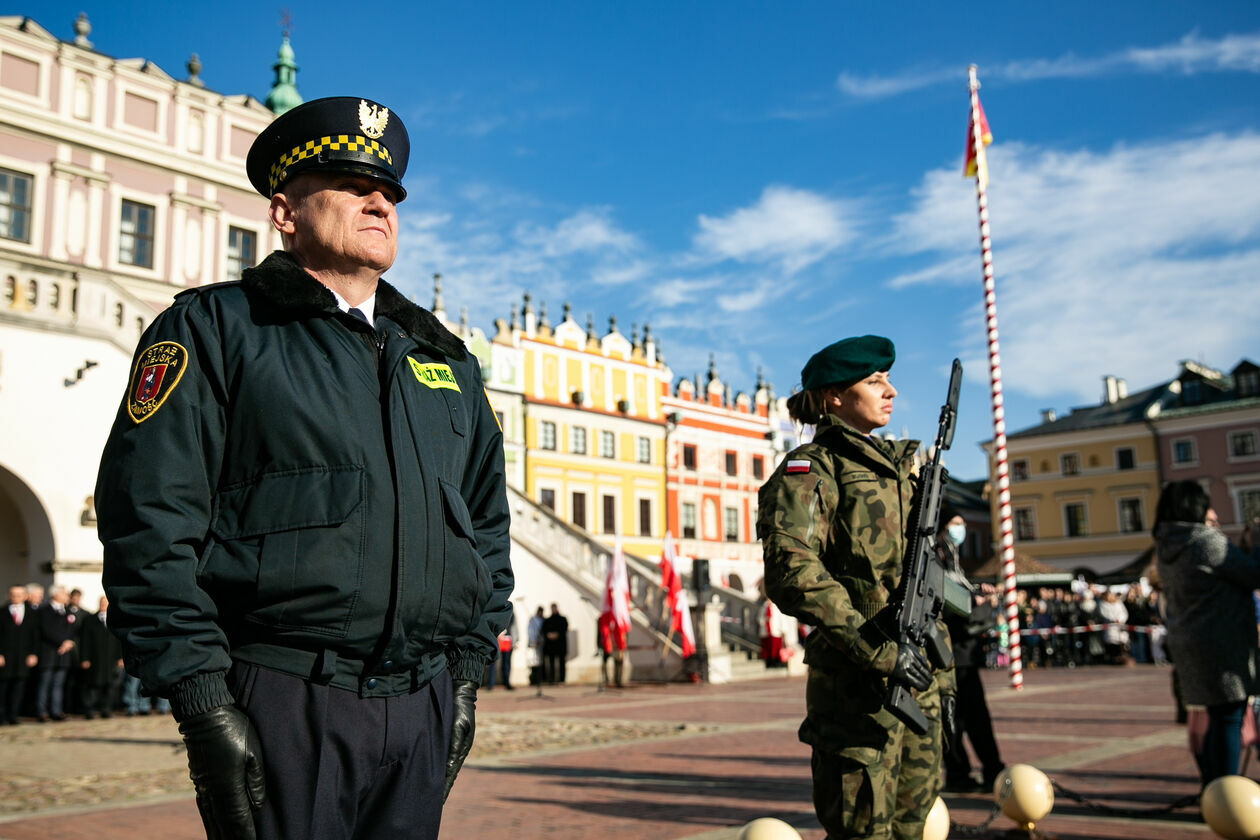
[785,460,811,474]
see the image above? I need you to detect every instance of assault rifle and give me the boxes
[885,358,971,735]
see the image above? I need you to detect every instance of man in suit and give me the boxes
[0,585,39,724]
[78,596,124,719]
[542,603,569,684]
[35,585,79,722]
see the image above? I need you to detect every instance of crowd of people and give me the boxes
[979,583,1168,669]
[0,583,168,725]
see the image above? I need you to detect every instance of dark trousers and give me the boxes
[943,667,1003,784]
[543,648,566,684]
[228,662,452,840]
[82,666,124,717]
[35,667,68,718]
[0,675,26,723]
[1199,700,1247,786]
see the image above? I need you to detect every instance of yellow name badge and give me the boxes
[408,359,461,391]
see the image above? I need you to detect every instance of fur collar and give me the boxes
[241,251,466,360]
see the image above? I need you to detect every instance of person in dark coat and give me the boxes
[542,603,569,684]
[35,585,79,722]
[96,97,513,840]
[1154,480,1260,785]
[0,585,39,724]
[938,513,1005,792]
[78,596,124,719]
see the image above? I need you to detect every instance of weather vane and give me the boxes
[279,8,294,37]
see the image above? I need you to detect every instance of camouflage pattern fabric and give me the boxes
[757,413,952,838]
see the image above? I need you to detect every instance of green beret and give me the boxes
[800,335,895,391]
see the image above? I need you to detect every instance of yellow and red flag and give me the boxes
[964,96,993,188]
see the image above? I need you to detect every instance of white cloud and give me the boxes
[836,68,953,99]
[516,208,639,257]
[887,131,1260,402]
[836,30,1260,101]
[693,185,858,273]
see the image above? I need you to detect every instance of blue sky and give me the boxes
[28,2,1260,478]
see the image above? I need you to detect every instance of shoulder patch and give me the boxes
[785,459,811,474]
[408,358,461,391]
[127,341,188,423]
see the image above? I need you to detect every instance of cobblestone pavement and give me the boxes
[0,666,1223,839]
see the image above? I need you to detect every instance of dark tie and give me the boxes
[348,307,369,325]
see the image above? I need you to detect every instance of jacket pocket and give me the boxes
[208,465,365,637]
[432,478,492,641]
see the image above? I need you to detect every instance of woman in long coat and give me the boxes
[1154,480,1260,785]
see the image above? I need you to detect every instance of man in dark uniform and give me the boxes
[96,96,513,840]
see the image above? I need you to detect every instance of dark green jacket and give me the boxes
[758,414,951,751]
[96,251,512,720]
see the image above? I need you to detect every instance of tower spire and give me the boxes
[264,17,303,115]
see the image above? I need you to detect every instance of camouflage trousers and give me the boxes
[808,711,942,840]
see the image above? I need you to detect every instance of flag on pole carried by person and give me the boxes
[672,587,697,658]
[660,532,682,612]
[601,537,632,635]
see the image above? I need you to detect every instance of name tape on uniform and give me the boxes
[408,359,461,391]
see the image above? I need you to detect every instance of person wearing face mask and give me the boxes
[937,511,1005,792]
[758,335,955,840]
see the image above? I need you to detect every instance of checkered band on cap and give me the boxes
[268,134,396,193]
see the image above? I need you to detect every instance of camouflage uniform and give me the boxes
[758,413,954,840]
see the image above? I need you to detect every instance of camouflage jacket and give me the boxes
[758,414,954,748]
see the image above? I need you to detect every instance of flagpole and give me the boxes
[968,64,1022,692]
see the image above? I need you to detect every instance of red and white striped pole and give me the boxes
[968,64,1022,691]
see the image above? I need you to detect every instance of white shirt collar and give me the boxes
[329,289,376,325]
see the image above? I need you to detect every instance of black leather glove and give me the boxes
[891,643,933,692]
[940,692,958,751]
[177,705,266,840]
[443,679,478,802]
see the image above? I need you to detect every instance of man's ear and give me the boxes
[269,192,298,235]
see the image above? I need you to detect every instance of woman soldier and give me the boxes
[757,334,955,840]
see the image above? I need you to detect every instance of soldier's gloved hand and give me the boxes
[177,704,265,840]
[891,643,932,692]
[940,692,958,751]
[443,679,478,802]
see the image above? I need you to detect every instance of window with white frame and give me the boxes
[723,506,739,542]
[636,436,651,464]
[226,227,256,281]
[600,430,615,458]
[1118,497,1144,533]
[1064,502,1088,537]
[119,199,155,268]
[601,494,616,534]
[638,499,652,536]
[1014,507,1036,540]
[1060,453,1080,476]
[1011,459,1029,481]
[570,426,587,455]
[682,502,697,539]
[1115,447,1136,470]
[1172,438,1196,465]
[540,421,556,450]
[539,488,555,511]
[571,491,587,530]
[1229,431,1257,459]
[1240,489,1260,525]
[0,168,33,243]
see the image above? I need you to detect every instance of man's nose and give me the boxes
[365,190,393,215]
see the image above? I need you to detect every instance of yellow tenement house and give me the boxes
[496,296,670,560]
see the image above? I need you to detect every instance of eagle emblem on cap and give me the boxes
[359,100,389,139]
